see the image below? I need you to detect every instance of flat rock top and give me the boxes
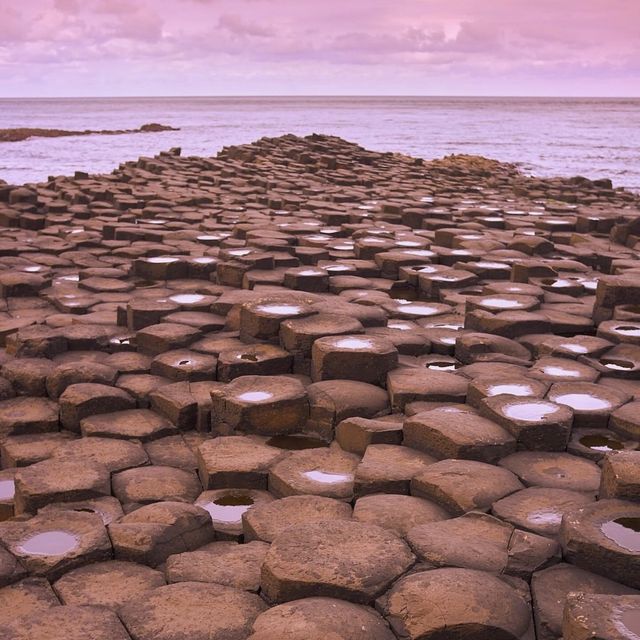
[261,520,415,604]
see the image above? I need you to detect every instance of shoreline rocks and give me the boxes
[0,133,638,638]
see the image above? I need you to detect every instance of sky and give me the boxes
[0,0,638,97]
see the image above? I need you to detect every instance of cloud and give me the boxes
[218,14,274,38]
[0,0,638,96]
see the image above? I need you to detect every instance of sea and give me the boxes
[0,96,639,191]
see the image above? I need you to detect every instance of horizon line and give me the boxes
[1,94,639,100]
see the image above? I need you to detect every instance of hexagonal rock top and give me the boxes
[381,567,533,639]
[211,375,309,436]
[118,581,267,640]
[248,597,396,640]
[261,520,415,604]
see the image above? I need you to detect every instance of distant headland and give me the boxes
[0,123,179,143]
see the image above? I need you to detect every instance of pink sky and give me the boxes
[0,0,638,96]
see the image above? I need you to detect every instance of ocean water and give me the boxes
[0,96,639,191]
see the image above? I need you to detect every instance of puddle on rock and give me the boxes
[618,609,640,639]
[542,366,582,378]
[193,257,217,264]
[603,360,635,371]
[387,321,414,331]
[398,304,442,316]
[334,337,373,349]
[17,531,79,556]
[202,493,255,523]
[480,298,523,309]
[170,294,206,304]
[615,325,640,337]
[503,402,557,421]
[553,393,610,411]
[487,383,534,397]
[0,480,15,500]
[147,256,179,264]
[579,435,625,452]
[428,363,458,371]
[237,391,272,402]
[601,518,640,553]
[303,470,354,484]
[560,343,589,354]
[266,435,328,450]
[256,304,302,315]
[324,265,351,272]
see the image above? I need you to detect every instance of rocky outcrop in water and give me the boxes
[0,123,179,143]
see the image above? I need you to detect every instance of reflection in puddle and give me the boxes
[298,269,325,276]
[580,435,625,452]
[257,304,302,315]
[398,304,442,316]
[428,363,457,371]
[0,480,15,500]
[334,338,373,349]
[17,531,79,556]
[603,360,635,371]
[387,321,414,331]
[503,402,557,421]
[303,470,353,484]
[488,384,533,397]
[266,435,328,450]
[193,257,217,264]
[480,298,523,309]
[560,343,589,354]
[554,393,610,411]
[616,326,640,337]
[601,518,640,552]
[542,366,581,378]
[618,609,640,639]
[147,256,179,264]
[237,391,272,402]
[170,294,206,304]
[200,494,254,523]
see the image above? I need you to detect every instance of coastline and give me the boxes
[0,134,639,638]
[2,96,638,191]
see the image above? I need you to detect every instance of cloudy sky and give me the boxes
[1,0,638,96]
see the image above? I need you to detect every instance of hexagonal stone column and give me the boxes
[381,568,533,640]
[108,501,214,566]
[261,520,414,604]
[248,598,396,640]
[119,582,267,640]
[311,335,398,385]
[560,499,640,589]
[197,436,285,490]
[210,375,308,436]
[1,605,131,640]
[0,510,111,580]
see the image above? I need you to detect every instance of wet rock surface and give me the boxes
[0,133,639,637]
